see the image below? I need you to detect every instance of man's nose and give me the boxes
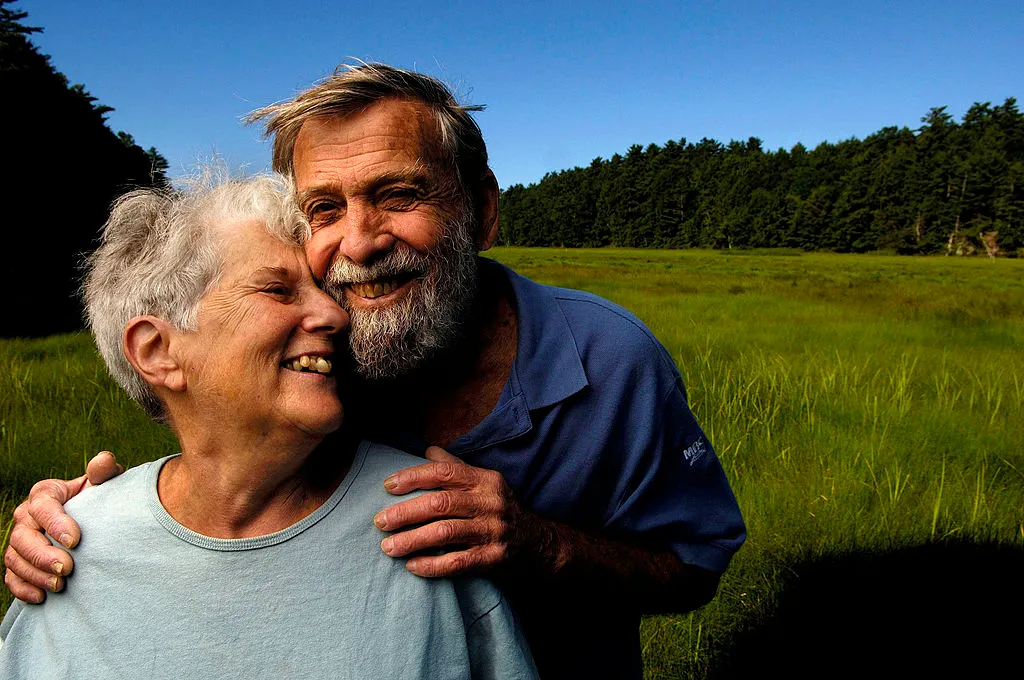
[335,203,396,266]
[306,203,396,277]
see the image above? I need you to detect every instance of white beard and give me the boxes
[323,213,478,381]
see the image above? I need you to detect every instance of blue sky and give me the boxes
[22,0,1024,188]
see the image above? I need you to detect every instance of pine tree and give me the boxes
[1,1,169,336]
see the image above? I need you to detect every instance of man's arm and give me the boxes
[3,453,122,603]
[374,447,721,614]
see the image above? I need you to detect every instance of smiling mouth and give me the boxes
[347,274,418,300]
[282,354,333,375]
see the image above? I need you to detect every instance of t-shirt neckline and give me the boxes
[146,440,371,551]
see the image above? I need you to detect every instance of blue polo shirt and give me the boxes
[379,259,745,679]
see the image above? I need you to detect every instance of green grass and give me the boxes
[0,334,179,616]
[489,248,1024,677]
[2,249,1023,677]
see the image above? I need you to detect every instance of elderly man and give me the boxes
[5,63,745,678]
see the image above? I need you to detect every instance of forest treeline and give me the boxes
[498,100,1024,256]
[1,1,167,337]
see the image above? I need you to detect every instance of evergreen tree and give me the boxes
[1,0,169,336]
[498,97,1024,257]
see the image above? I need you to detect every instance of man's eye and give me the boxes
[306,202,340,224]
[381,189,418,210]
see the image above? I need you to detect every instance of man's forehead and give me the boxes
[293,98,446,170]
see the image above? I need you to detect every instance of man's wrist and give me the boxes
[507,511,571,579]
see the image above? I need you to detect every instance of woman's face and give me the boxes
[178,218,348,438]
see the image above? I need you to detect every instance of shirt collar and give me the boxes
[387,260,590,456]
[488,259,589,410]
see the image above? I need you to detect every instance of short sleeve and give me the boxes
[604,375,746,573]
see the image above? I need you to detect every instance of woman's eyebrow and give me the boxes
[250,265,294,280]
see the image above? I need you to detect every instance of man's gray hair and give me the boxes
[83,172,308,422]
[246,62,490,196]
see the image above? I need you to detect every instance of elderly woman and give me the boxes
[0,175,535,679]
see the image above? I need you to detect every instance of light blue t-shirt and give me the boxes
[0,441,536,679]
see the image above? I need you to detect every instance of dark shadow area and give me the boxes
[708,541,1024,680]
[2,3,167,338]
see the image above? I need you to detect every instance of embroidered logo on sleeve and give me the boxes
[682,439,708,465]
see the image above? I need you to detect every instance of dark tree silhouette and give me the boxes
[1,0,168,337]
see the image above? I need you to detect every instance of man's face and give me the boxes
[292,98,479,380]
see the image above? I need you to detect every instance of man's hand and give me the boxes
[3,452,122,603]
[374,448,721,614]
[373,446,540,578]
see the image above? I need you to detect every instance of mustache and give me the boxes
[323,245,430,298]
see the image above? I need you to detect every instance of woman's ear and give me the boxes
[123,316,187,393]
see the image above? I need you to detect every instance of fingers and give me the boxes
[86,451,123,486]
[4,566,46,605]
[5,504,73,598]
[383,456,509,498]
[423,445,461,464]
[377,459,521,578]
[9,505,76,571]
[405,544,508,578]
[26,479,85,549]
[3,543,67,597]
[375,489,500,531]
[381,517,504,559]
[383,459,480,495]
[4,466,106,605]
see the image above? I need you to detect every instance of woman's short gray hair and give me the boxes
[245,62,489,197]
[83,172,309,422]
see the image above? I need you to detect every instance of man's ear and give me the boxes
[474,169,501,252]
[123,316,187,393]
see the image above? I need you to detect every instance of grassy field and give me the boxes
[2,248,1023,677]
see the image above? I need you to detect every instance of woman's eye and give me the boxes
[265,285,292,298]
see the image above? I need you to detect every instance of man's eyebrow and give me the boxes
[365,164,434,191]
[296,185,342,207]
[296,165,438,205]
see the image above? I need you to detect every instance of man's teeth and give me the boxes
[350,277,402,299]
[285,355,332,374]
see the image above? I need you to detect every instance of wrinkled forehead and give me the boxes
[211,218,306,280]
[294,99,452,175]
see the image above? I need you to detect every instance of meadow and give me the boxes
[2,249,1022,677]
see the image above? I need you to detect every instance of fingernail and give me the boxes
[383,476,398,491]
[49,576,62,592]
[381,537,394,555]
[406,559,421,574]
[52,561,65,576]
[58,533,74,548]
[373,512,387,530]
[29,591,45,604]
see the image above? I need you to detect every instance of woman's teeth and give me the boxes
[285,355,332,374]
[349,277,402,299]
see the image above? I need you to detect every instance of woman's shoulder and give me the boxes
[334,441,430,514]
[356,441,428,477]
[61,457,168,538]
